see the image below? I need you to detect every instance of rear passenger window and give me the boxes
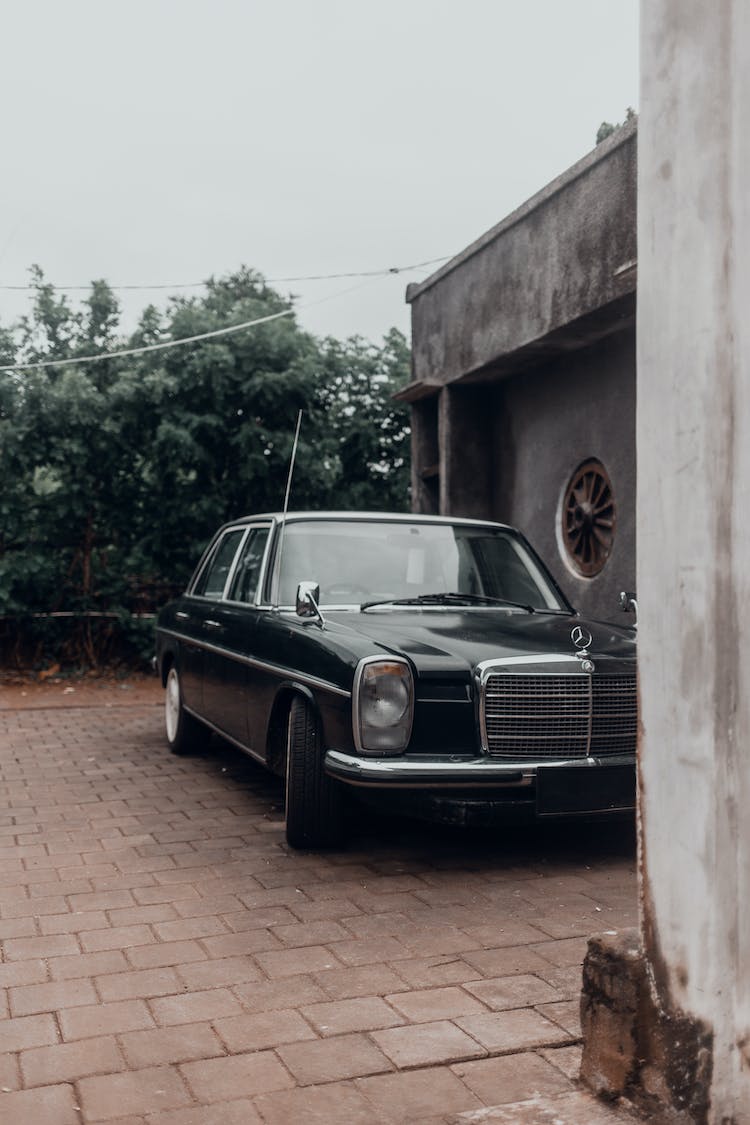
[193,529,245,598]
[228,527,270,604]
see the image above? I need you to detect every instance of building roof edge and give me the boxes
[405,117,638,305]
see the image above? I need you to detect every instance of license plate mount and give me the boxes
[536,764,636,816]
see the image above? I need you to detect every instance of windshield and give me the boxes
[273,520,566,611]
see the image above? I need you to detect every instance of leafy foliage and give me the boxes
[596,107,637,145]
[0,268,411,667]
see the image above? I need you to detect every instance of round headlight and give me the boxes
[362,668,410,727]
[355,659,414,753]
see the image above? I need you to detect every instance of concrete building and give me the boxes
[399,118,637,622]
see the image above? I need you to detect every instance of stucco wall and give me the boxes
[638,1,750,1117]
[492,332,636,622]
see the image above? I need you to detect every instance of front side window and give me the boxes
[228,527,270,604]
[273,520,566,610]
[192,529,245,598]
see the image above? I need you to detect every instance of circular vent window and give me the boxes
[561,459,616,577]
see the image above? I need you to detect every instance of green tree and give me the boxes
[596,107,637,145]
[131,269,327,580]
[2,270,139,659]
[0,266,411,667]
[315,328,411,511]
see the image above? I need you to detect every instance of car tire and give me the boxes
[285,695,344,849]
[165,665,205,755]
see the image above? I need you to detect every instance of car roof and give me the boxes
[220,511,517,532]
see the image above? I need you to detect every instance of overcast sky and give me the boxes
[1,0,638,347]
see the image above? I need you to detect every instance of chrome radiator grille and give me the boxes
[482,673,637,759]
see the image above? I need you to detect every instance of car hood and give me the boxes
[325,608,636,679]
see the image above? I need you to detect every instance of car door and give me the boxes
[172,531,242,712]
[201,523,271,745]
[170,598,205,713]
[185,526,247,723]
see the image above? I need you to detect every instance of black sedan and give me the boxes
[155,512,637,848]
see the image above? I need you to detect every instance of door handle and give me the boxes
[175,611,190,621]
[204,620,222,630]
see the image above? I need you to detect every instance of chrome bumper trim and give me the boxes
[324,750,635,789]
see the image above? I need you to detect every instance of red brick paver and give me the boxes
[0,693,640,1123]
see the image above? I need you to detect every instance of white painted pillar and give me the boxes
[639,2,750,1118]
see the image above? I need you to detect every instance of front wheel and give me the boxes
[165,665,205,755]
[285,696,344,849]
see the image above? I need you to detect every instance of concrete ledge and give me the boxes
[406,117,638,305]
[580,930,713,1124]
[407,121,636,388]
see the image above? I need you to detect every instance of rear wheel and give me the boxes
[285,696,344,849]
[165,665,205,755]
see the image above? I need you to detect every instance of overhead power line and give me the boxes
[0,255,450,293]
[0,271,403,373]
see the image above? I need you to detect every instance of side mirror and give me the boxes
[296,581,325,626]
[296,581,320,617]
[619,590,638,626]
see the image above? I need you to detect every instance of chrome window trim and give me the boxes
[157,627,351,699]
[261,515,284,606]
[186,535,222,597]
[352,654,414,756]
[188,522,274,602]
[224,523,274,607]
[188,526,248,600]
[222,526,251,600]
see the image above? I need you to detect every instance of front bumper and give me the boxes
[324,749,634,789]
[324,751,636,818]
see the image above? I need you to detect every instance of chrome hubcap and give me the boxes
[165,670,180,742]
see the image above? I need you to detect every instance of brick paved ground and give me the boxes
[0,690,641,1124]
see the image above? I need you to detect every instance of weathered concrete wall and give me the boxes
[637,1,750,1118]
[410,395,440,514]
[403,122,638,619]
[409,333,636,622]
[492,331,635,622]
[438,386,494,521]
[407,121,636,389]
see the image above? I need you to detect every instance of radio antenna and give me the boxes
[273,409,303,607]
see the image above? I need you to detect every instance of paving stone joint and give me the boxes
[0,689,641,1123]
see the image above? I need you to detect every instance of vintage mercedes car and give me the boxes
[155,512,637,848]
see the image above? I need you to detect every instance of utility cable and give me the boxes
[0,272,389,373]
[0,255,450,293]
[0,309,295,372]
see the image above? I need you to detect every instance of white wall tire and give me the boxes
[165,666,204,755]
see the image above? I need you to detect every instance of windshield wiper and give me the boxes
[360,592,535,612]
